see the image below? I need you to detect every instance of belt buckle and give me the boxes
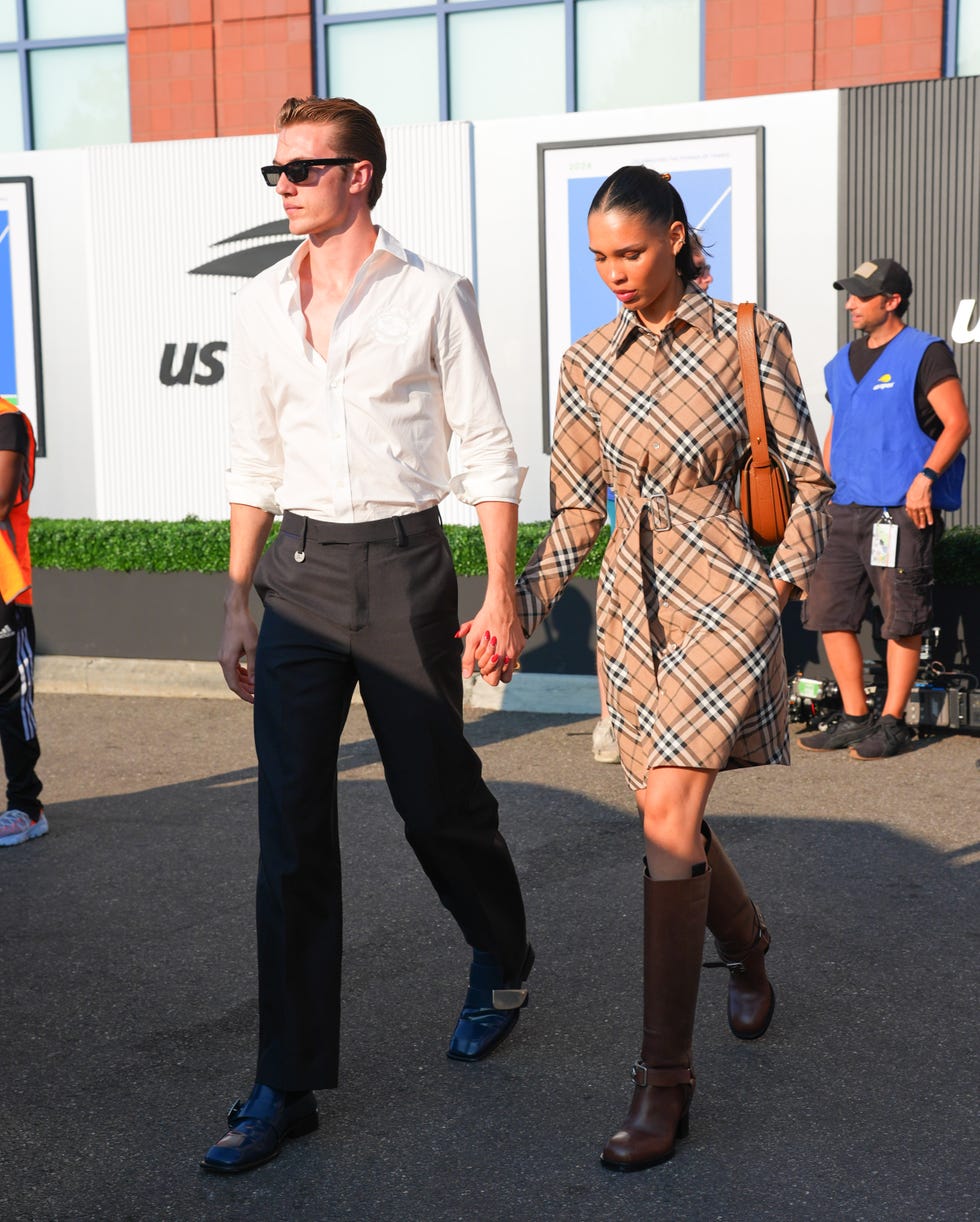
[647,488,671,532]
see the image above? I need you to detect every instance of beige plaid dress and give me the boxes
[517,290,834,790]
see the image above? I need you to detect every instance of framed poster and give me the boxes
[0,178,44,452]
[537,128,764,448]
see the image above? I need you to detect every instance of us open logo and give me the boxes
[159,221,302,387]
[951,298,980,344]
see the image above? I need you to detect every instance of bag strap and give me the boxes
[736,302,773,469]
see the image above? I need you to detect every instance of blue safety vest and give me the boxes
[825,326,965,510]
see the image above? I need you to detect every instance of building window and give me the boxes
[0,0,129,152]
[327,14,440,124]
[576,0,699,110]
[448,4,565,120]
[953,0,980,74]
[315,0,702,127]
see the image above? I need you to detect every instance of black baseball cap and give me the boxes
[833,257,913,300]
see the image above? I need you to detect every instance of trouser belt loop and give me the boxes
[393,516,407,547]
[294,516,308,563]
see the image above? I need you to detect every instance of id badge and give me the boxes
[870,512,898,568]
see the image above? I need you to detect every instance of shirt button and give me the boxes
[653,442,661,449]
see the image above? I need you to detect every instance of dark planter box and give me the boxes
[32,569,976,676]
[33,570,236,662]
[31,570,599,672]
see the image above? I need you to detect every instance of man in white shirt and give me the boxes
[202,96,532,1175]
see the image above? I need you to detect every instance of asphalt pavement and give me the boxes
[2,693,977,1222]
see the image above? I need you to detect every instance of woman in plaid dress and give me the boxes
[479,167,832,1170]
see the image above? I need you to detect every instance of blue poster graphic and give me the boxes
[0,209,16,402]
[567,169,733,341]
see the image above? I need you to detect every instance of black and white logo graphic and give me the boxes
[160,222,303,386]
[189,220,302,279]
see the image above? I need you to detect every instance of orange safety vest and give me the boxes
[0,397,36,606]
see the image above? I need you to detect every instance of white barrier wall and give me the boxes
[1,94,840,523]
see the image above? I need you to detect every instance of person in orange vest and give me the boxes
[0,397,45,847]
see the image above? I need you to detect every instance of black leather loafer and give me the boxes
[447,945,534,1062]
[200,1083,318,1174]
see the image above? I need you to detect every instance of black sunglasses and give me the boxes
[260,158,357,187]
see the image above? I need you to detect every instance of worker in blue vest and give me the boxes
[800,258,971,759]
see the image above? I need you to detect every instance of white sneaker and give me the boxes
[591,718,620,764]
[0,809,49,847]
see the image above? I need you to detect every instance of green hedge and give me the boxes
[28,517,980,584]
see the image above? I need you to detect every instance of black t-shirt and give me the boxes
[0,412,28,456]
[846,334,958,440]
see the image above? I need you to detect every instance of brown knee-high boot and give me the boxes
[600,869,710,1172]
[703,820,775,1040]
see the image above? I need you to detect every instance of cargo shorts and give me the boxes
[800,502,941,640]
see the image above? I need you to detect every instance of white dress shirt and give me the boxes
[226,227,523,521]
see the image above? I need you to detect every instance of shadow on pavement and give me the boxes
[1,727,976,1222]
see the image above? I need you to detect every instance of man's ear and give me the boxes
[349,160,373,198]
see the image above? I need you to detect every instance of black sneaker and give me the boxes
[848,715,914,760]
[798,712,874,752]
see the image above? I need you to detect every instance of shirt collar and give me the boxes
[279,225,407,287]
[607,285,717,354]
[277,226,409,330]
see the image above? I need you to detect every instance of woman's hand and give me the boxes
[457,613,523,685]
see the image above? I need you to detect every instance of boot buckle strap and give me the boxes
[631,1062,694,1089]
[491,987,528,1011]
[710,904,770,970]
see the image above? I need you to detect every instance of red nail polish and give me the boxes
[502,656,510,666]
[484,631,491,641]
[490,654,499,665]
[491,636,497,647]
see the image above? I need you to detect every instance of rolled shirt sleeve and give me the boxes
[437,278,524,506]
[225,306,284,514]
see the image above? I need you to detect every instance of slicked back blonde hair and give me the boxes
[276,96,386,209]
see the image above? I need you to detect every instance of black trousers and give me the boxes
[0,602,42,818]
[251,508,529,1090]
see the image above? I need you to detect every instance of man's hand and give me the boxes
[219,598,259,703]
[459,590,524,686]
[460,500,524,686]
[219,504,274,702]
[904,472,935,529]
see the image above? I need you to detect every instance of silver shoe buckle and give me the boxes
[491,987,528,1010]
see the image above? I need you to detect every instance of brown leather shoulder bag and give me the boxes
[736,302,792,547]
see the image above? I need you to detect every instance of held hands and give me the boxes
[904,473,935,529]
[458,593,525,686]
